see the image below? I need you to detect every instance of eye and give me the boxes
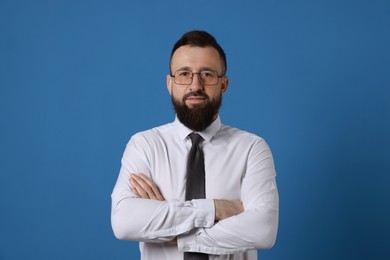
[201,71,215,78]
[177,70,191,77]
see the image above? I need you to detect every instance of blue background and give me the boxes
[1,0,389,259]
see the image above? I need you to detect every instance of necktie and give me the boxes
[184,133,208,260]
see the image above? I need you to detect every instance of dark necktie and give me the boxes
[184,133,208,260]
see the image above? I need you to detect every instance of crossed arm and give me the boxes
[130,173,244,221]
[112,136,279,254]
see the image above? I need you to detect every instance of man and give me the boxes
[111,30,279,260]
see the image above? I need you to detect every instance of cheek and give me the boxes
[171,88,185,101]
[206,89,222,100]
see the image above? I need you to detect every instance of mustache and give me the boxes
[183,91,208,100]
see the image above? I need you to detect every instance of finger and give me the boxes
[130,175,151,199]
[131,185,141,198]
[132,174,158,200]
[133,185,149,199]
[130,177,147,198]
[129,176,141,197]
[137,174,163,198]
[156,193,164,201]
[130,173,165,201]
[137,173,164,201]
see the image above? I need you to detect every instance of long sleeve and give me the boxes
[111,119,279,259]
[177,139,279,254]
[111,134,215,243]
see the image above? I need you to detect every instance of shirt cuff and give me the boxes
[192,199,215,228]
[177,199,215,253]
[177,228,203,253]
[177,228,251,255]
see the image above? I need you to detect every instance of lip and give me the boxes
[186,96,206,104]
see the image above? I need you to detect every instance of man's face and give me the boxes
[167,46,229,131]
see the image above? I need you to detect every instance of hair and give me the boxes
[170,30,227,74]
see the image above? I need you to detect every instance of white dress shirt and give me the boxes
[111,116,279,260]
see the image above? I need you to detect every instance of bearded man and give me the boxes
[111,30,279,260]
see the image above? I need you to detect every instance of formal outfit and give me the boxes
[111,116,279,260]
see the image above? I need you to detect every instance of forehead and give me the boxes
[171,46,224,72]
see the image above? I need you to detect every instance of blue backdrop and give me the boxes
[1,0,389,259]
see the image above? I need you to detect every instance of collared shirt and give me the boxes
[111,116,279,260]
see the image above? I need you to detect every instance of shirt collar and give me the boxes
[173,115,222,142]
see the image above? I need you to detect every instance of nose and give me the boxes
[190,73,204,91]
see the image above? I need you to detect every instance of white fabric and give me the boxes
[111,116,279,260]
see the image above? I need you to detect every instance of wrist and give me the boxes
[214,199,221,221]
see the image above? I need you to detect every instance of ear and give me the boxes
[166,74,173,95]
[221,76,229,94]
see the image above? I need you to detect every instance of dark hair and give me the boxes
[170,30,227,74]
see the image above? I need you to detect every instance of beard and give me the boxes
[171,90,222,132]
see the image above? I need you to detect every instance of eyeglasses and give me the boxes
[170,69,225,85]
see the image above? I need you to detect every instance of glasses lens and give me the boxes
[175,70,192,84]
[173,70,220,85]
[200,71,218,85]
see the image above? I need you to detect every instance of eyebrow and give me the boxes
[176,66,217,72]
[176,66,192,71]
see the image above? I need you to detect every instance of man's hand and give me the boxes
[129,173,164,201]
[129,174,243,221]
[214,199,244,221]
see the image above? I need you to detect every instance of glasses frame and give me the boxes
[170,69,225,86]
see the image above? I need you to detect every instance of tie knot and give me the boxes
[189,133,204,146]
